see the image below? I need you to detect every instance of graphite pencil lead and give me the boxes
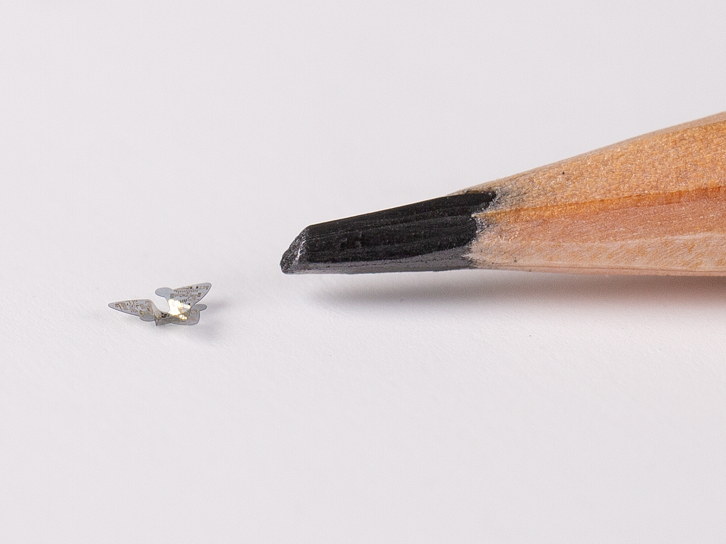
[281,112,726,276]
[280,193,495,274]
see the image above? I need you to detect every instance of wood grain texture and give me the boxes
[464,112,726,274]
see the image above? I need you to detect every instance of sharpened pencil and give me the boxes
[281,112,726,275]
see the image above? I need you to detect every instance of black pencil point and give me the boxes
[280,192,496,274]
[280,228,310,274]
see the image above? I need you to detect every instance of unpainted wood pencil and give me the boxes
[281,112,726,275]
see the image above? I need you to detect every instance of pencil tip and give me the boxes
[280,228,309,274]
[280,192,496,274]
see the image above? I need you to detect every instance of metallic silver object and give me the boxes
[109,283,211,326]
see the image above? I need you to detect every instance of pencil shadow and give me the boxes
[317,272,726,310]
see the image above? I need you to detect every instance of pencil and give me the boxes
[281,112,726,275]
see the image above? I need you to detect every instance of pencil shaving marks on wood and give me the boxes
[464,111,726,208]
[466,112,726,275]
[280,193,496,274]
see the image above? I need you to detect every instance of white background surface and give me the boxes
[1,1,726,542]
